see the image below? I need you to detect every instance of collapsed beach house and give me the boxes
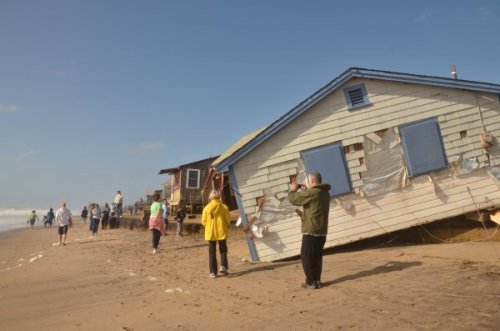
[213,67,500,262]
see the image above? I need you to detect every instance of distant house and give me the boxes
[159,156,219,213]
[215,67,500,262]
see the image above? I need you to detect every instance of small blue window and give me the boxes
[301,142,352,197]
[343,84,370,110]
[399,118,448,177]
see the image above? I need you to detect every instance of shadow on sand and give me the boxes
[322,260,422,287]
[230,260,300,278]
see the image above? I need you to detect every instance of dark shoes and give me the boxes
[301,281,322,289]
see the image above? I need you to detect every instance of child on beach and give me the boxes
[27,210,39,229]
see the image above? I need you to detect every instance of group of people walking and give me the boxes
[81,202,121,235]
[27,174,331,288]
[147,191,231,278]
[147,170,330,288]
[27,208,56,229]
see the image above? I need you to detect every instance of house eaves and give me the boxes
[211,126,268,168]
[159,155,220,175]
[215,67,500,173]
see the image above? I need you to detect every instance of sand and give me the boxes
[1,219,500,331]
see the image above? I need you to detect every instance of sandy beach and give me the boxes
[1,219,500,331]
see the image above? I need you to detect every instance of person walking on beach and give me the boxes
[45,208,55,228]
[81,206,88,226]
[288,172,331,290]
[175,200,187,237]
[27,210,40,229]
[90,204,101,235]
[101,203,110,230]
[201,191,231,279]
[114,190,123,217]
[55,202,73,246]
[149,193,165,254]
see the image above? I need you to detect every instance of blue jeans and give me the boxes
[91,218,100,234]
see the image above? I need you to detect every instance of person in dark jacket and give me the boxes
[289,172,331,289]
[81,206,88,226]
[175,200,187,237]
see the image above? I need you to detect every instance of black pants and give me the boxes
[101,215,109,229]
[301,234,326,285]
[208,240,228,275]
[151,229,161,249]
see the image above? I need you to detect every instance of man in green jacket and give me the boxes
[289,172,331,289]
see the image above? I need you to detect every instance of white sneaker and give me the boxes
[209,273,216,279]
[153,248,157,254]
[219,266,229,275]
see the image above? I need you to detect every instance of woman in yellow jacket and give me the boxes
[202,190,231,278]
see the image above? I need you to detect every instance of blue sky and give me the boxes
[0,0,499,209]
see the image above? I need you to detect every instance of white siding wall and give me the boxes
[233,79,500,261]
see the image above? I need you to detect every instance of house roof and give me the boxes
[211,126,268,167]
[159,156,219,175]
[215,67,500,173]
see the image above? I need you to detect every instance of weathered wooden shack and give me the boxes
[214,67,500,262]
[159,156,218,212]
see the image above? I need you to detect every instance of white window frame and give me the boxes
[186,168,201,189]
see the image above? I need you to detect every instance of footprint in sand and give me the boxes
[124,269,136,276]
[29,254,43,263]
[164,288,190,294]
[147,276,157,281]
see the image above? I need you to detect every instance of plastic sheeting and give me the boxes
[450,155,480,177]
[486,165,500,184]
[247,160,307,238]
[362,129,408,196]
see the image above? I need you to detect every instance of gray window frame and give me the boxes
[301,142,353,197]
[399,117,448,177]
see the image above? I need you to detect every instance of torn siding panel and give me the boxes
[345,150,365,161]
